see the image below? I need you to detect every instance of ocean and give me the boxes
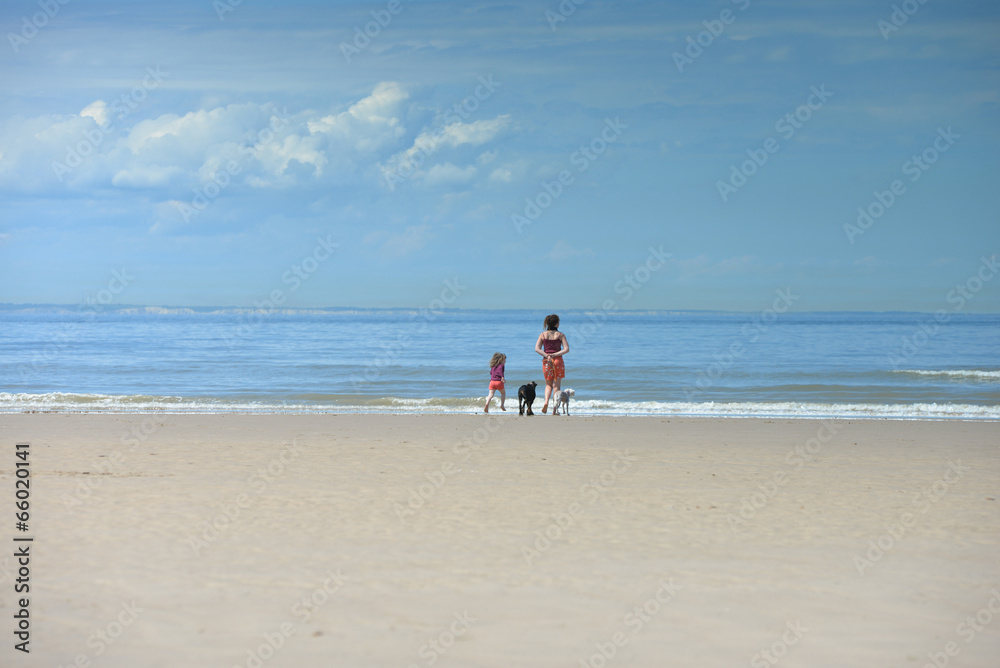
[1,306,998,419]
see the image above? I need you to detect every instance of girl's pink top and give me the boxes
[490,363,504,381]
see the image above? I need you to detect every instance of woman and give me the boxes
[534,313,569,414]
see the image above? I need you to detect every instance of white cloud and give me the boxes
[0,84,419,196]
[112,164,185,189]
[489,159,529,184]
[423,163,476,186]
[380,115,512,186]
[124,104,270,159]
[489,167,513,183]
[0,81,511,207]
[435,116,511,147]
[248,134,328,184]
[307,81,408,153]
[80,101,110,127]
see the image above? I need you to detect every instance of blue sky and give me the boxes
[1,0,998,311]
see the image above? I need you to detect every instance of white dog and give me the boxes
[552,388,575,416]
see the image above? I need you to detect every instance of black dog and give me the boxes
[518,381,538,416]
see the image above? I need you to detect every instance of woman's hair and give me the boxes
[489,352,506,369]
[544,314,560,331]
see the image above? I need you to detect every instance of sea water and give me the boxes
[1,307,998,418]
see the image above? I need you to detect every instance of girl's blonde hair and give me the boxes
[489,352,506,369]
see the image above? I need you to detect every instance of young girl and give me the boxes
[484,352,506,413]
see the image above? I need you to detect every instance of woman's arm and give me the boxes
[551,333,569,357]
[535,333,547,357]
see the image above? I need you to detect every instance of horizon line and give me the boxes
[1,303,998,316]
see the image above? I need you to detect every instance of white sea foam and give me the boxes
[2,392,997,419]
[564,399,1000,419]
[892,369,1000,380]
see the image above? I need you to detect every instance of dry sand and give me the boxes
[0,413,998,667]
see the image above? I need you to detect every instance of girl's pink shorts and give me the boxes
[489,380,504,391]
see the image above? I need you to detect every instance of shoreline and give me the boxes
[3,409,998,421]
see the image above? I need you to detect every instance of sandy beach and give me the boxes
[1,413,998,667]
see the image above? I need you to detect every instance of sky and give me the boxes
[0,0,998,311]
